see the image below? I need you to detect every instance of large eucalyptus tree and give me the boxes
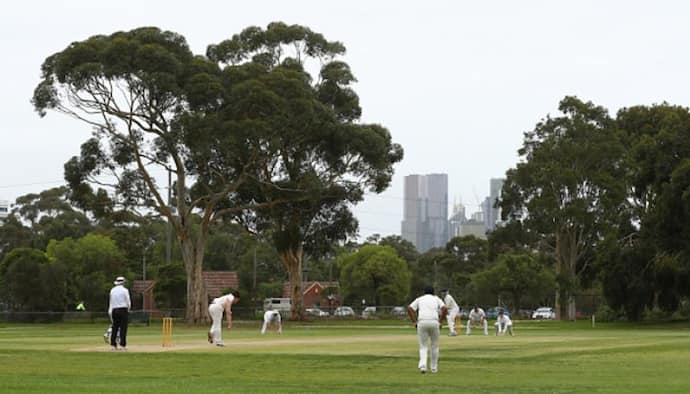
[500,97,628,320]
[207,23,403,319]
[33,26,290,322]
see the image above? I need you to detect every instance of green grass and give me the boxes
[1,319,689,393]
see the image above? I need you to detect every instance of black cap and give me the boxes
[423,286,434,294]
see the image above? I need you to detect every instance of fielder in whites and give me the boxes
[466,305,488,335]
[440,289,460,336]
[261,309,282,334]
[407,286,448,374]
[494,311,514,336]
[207,291,240,347]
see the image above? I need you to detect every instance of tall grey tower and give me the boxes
[401,174,449,252]
[484,178,504,231]
[0,200,8,223]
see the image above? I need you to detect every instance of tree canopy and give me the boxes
[500,96,628,320]
[216,23,402,319]
[337,244,411,306]
[472,253,556,311]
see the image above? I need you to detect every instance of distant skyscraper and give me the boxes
[401,174,449,252]
[0,200,8,222]
[485,178,504,231]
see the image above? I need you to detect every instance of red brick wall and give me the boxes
[202,271,239,297]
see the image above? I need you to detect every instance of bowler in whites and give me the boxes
[466,305,489,335]
[407,286,448,374]
[494,311,514,336]
[261,309,282,334]
[440,289,460,336]
[207,291,240,347]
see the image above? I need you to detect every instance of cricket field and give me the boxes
[0,319,689,393]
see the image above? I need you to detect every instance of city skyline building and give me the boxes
[483,178,505,231]
[401,173,449,252]
[448,202,466,238]
[0,200,9,223]
[490,177,505,228]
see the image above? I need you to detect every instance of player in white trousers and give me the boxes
[440,289,460,336]
[466,306,488,335]
[494,311,514,336]
[407,286,448,374]
[261,309,282,334]
[208,291,240,346]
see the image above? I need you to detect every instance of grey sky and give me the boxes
[2,0,689,240]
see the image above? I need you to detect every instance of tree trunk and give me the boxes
[554,251,563,320]
[567,294,576,321]
[554,229,579,321]
[555,289,561,320]
[566,262,577,321]
[279,246,305,321]
[180,238,208,323]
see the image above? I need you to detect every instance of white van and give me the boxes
[264,298,291,317]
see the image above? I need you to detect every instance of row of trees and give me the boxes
[0,187,283,312]
[0,190,556,315]
[499,97,690,320]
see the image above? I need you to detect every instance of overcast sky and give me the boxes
[2,0,689,240]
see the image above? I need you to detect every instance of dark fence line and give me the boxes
[0,298,606,323]
[0,310,153,324]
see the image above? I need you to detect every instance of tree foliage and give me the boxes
[612,104,690,314]
[337,244,411,306]
[46,233,127,311]
[0,248,66,312]
[471,253,556,311]
[500,96,628,319]
[218,23,403,319]
[3,187,92,255]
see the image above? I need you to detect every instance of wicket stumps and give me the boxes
[162,317,173,347]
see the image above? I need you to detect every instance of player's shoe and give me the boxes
[207,332,213,344]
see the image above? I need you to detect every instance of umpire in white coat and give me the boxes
[407,286,448,374]
[108,276,131,351]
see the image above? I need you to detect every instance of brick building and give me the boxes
[131,271,239,313]
[282,281,340,310]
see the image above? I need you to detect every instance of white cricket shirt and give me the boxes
[264,310,280,322]
[443,294,459,310]
[109,285,131,312]
[212,294,234,306]
[468,308,486,321]
[497,314,512,326]
[409,294,445,321]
